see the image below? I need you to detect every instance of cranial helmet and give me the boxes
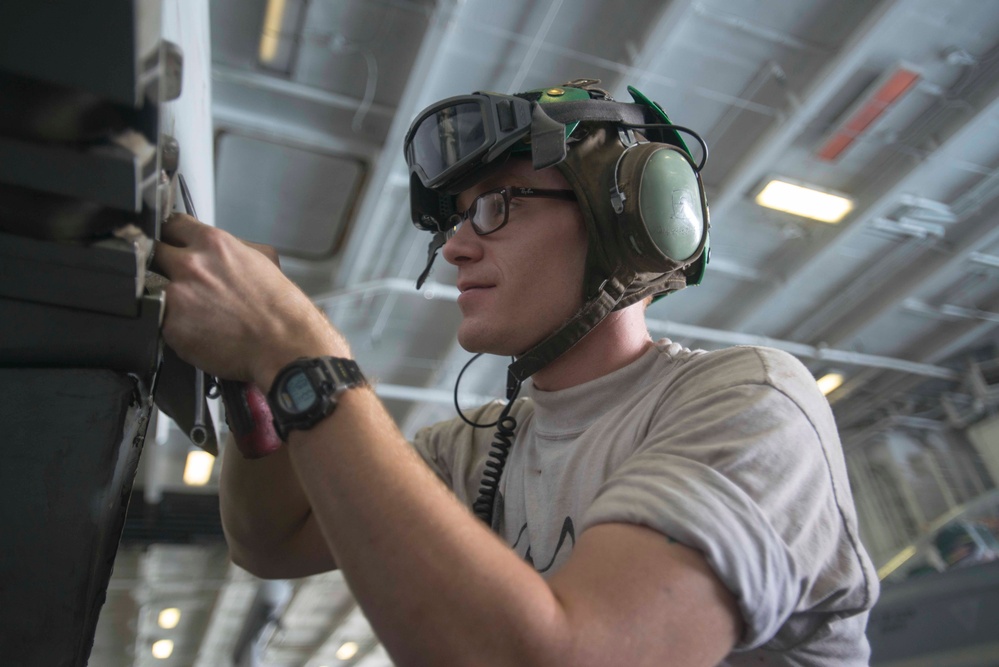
[404,78,710,386]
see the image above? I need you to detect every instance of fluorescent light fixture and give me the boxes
[152,639,174,659]
[816,372,845,396]
[158,608,181,629]
[183,450,215,486]
[258,0,287,63]
[336,642,360,660]
[755,179,853,223]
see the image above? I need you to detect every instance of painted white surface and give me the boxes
[161,0,215,225]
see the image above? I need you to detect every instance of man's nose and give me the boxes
[442,221,482,265]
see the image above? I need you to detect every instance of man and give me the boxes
[155,79,878,666]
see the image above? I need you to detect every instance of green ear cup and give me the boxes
[638,147,704,262]
[613,143,706,272]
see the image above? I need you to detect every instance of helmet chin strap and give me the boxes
[416,232,688,396]
[507,267,632,388]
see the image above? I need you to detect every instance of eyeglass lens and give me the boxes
[447,190,507,239]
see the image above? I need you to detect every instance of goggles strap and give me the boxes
[539,99,649,127]
[507,268,632,383]
[530,103,568,170]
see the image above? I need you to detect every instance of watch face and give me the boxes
[278,370,318,414]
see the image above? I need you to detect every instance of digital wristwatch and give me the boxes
[266,357,367,441]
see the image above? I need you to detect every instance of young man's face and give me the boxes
[442,157,588,357]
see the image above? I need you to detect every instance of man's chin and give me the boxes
[457,327,521,357]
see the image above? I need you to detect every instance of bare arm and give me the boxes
[159,216,337,577]
[156,215,744,666]
[218,436,336,578]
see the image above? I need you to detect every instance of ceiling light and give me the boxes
[336,641,360,660]
[183,450,214,486]
[755,179,853,223]
[816,372,845,396]
[151,639,174,659]
[258,0,287,63]
[257,0,304,72]
[158,608,181,630]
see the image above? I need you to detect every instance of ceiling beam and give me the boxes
[212,64,397,118]
[830,291,999,427]
[691,3,827,54]
[818,217,999,346]
[970,251,999,269]
[335,0,465,288]
[705,0,906,224]
[611,0,696,97]
[734,84,999,336]
[647,317,960,380]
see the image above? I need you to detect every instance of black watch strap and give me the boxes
[267,356,367,441]
[322,357,366,389]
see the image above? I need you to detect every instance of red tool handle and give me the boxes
[219,380,284,459]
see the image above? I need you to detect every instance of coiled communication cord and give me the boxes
[472,405,518,524]
[454,353,522,527]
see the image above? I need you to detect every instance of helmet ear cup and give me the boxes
[610,143,707,273]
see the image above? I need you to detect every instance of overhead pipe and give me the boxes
[829,291,999,428]
[376,382,493,408]
[313,279,961,387]
[807,208,999,347]
[692,3,827,54]
[311,278,458,308]
[842,414,950,452]
[646,318,960,380]
[212,65,396,119]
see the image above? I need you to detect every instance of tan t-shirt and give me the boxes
[413,340,879,665]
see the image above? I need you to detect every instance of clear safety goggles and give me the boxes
[404,92,535,194]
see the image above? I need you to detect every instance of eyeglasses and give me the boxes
[445,186,577,239]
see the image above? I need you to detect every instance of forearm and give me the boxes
[285,389,572,667]
[219,435,336,577]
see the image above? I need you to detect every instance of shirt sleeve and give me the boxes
[580,347,876,650]
[410,400,515,505]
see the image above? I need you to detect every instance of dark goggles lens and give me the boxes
[408,101,487,185]
[405,93,534,193]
